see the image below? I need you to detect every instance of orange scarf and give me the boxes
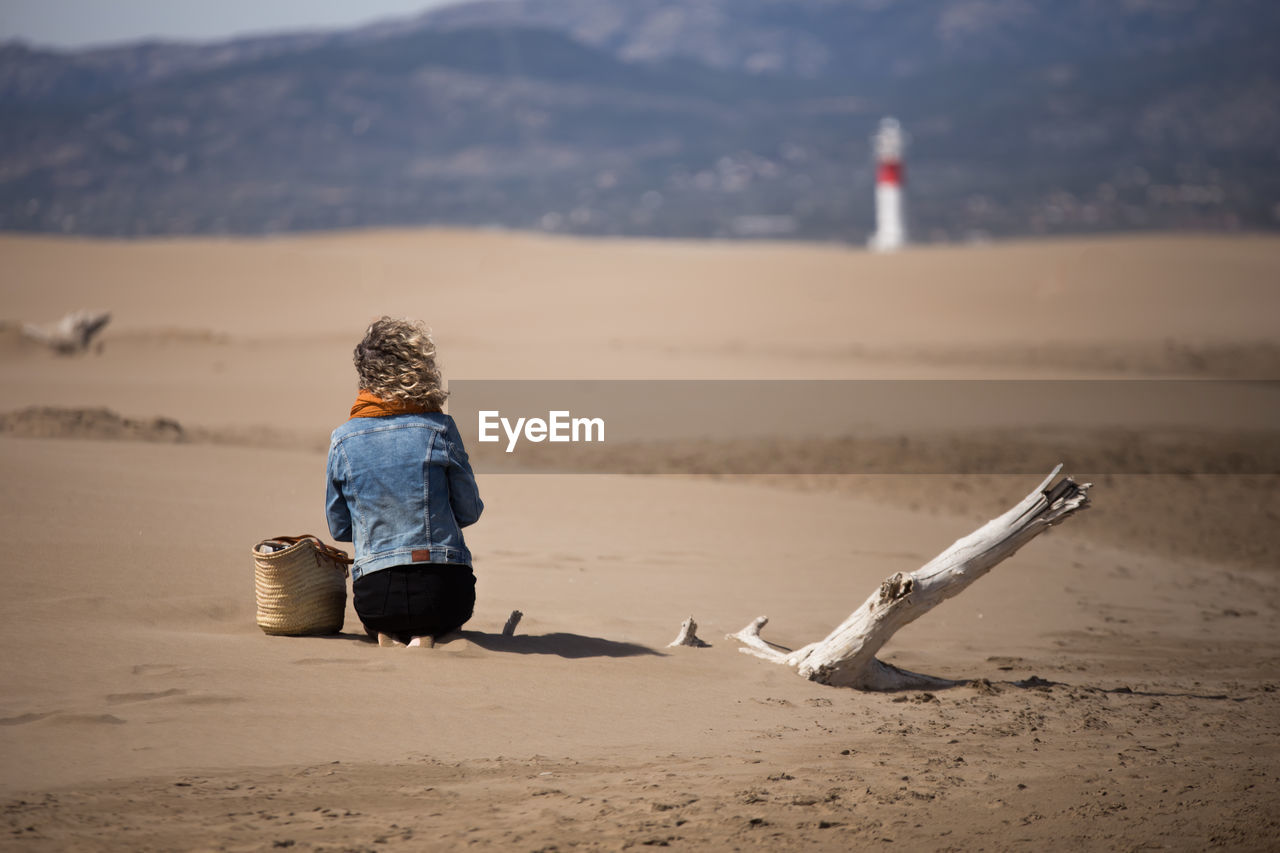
[349,389,427,419]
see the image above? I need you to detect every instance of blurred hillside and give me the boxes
[2,0,1278,241]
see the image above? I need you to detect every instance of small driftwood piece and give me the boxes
[667,615,710,648]
[21,310,111,354]
[502,610,523,637]
[728,466,1091,690]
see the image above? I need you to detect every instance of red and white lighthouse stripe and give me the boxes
[869,117,907,252]
[877,159,904,188]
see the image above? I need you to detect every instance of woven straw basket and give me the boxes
[253,534,352,636]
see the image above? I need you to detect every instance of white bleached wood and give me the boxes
[668,615,710,648]
[21,310,111,354]
[724,616,821,664]
[730,466,1091,690]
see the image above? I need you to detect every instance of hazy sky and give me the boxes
[0,1,472,49]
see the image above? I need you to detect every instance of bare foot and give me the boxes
[407,636,435,648]
[377,633,405,647]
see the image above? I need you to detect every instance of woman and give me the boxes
[326,317,483,647]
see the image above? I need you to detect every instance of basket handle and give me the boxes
[262,534,354,565]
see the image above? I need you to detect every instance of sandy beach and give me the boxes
[1,230,1278,850]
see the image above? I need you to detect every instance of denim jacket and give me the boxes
[326,412,483,581]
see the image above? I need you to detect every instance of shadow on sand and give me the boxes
[454,631,663,659]
[331,630,663,659]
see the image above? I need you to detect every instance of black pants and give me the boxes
[353,564,476,643]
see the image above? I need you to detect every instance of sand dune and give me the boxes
[1,230,1277,850]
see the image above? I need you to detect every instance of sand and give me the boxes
[0,230,1278,850]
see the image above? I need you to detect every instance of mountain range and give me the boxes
[2,0,1277,241]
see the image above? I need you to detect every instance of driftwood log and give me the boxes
[725,465,1090,690]
[21,310,111,354]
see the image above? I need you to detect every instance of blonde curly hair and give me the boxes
[353,316,448,411]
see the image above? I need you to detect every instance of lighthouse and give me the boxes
[868,117,907,252]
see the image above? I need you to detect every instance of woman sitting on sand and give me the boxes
[326,317,483,647]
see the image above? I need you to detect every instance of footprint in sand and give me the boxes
[132,663,178,676]
[45,713,127,726]
[174,694,246,706]
[291,657,399,673]
[105,688,187,705]
[130,663,210,679]
[3,711,130,726]
[291,657,368,666]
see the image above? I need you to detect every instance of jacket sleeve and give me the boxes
[325,443,353,542]
[445,417,484,528]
